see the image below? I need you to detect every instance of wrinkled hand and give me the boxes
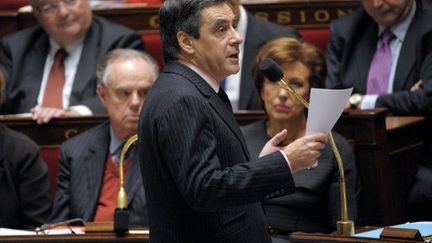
[281,133,328,173]
[31,107,80,124]
[259,129,288,158]
[410,80,422,92]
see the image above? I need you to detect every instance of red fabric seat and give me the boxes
[40,148,61,198]
[299,28,330,52]
[0,0,28,10]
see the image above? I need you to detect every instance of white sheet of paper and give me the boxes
[306,88,353,135]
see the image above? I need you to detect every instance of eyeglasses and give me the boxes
[35,0,80,15]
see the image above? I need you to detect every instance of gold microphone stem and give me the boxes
[278,78,354,235]
[117,134,138,209]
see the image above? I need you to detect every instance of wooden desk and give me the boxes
[0,232,149,242]
[0,0,361,37]
[289,231,424,243]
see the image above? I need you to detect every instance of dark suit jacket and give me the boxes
[241,120,358,233]
[239,11,301,110]
[0,124,51,229]
[325,0,432,115]
[139,61,297,243]
[50,122,147,226]
[0,15,144,115]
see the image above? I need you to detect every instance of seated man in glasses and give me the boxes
[0,0,144,124]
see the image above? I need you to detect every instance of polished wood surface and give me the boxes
[0,232,149,242]
[289,231,424,243]
[0,0,361,38]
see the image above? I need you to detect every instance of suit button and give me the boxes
[265,194,270,199]
[275,191,280,196]
[280,189,285,194]
[270,192,275,197]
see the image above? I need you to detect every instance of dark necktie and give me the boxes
[366,30,394,95]
[218,88,232,110]
[220,79,227,90]
[42,48,68,108]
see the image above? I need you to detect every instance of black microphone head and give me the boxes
[258,58,284,82]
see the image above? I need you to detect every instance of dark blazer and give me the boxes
[0,15,144,115]
[50,122,147,226]
[139,61,297,243]
[241,120,358,234]
[0,124,51,229]
[325,0,432,115]
[239,11,301,110]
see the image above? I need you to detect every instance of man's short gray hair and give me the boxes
[96,49,159,86]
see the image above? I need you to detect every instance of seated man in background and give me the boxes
[0,0,144,124]
[242,37,358,242]
[49,49,157,226]
[0,69,52,229]
[224,0,301,110]
[325,0,432,220]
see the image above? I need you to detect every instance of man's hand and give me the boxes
[281,133,327,173]
[410,80,422,92]
[31,107,80,124]
[259,129,288,158]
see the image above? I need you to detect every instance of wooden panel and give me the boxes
[0,0,361,37]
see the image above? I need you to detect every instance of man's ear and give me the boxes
[96,84,107,106]
[177,31,195,55]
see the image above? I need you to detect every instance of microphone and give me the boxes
[35,218,86,235]
[258,58,355,236]
[114,134,138,236]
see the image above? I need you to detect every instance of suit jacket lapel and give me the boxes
[70,20,100,105]
[239,12,262,109]
[125,151,142,207]
[354,22,377,93]
[393,9,421,91]
[84,124,110,219]
[23,36,49,109]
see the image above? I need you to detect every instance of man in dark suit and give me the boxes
[0,0,144,124]
[50,49,158,226]
[0,69,52,229]
[325,0,432,220]
[224,0,301,110]
[138,1,328,242]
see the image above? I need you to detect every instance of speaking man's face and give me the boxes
[189,3,243,82]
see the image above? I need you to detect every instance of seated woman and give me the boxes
[0,70,51,229]
[241,37,358,242]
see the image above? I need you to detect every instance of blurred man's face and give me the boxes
[362,0,413,27]
[33,0,92,46]
[97,58,154,141]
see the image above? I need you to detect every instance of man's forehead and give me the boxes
[201,3,235,24]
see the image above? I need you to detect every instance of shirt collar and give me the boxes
[109,126,123,156]
[49,36,85,55]
[179,61,220,93]
[378,0,416,42]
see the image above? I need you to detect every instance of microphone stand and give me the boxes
[278,77,355,236]
[114,134,138,236]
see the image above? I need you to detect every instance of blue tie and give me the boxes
[220,79,227,90]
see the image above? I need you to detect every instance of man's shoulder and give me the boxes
[331,8,370,30]
[92,15,138,36]
[62,122,109,148]
[1,25,46,46]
